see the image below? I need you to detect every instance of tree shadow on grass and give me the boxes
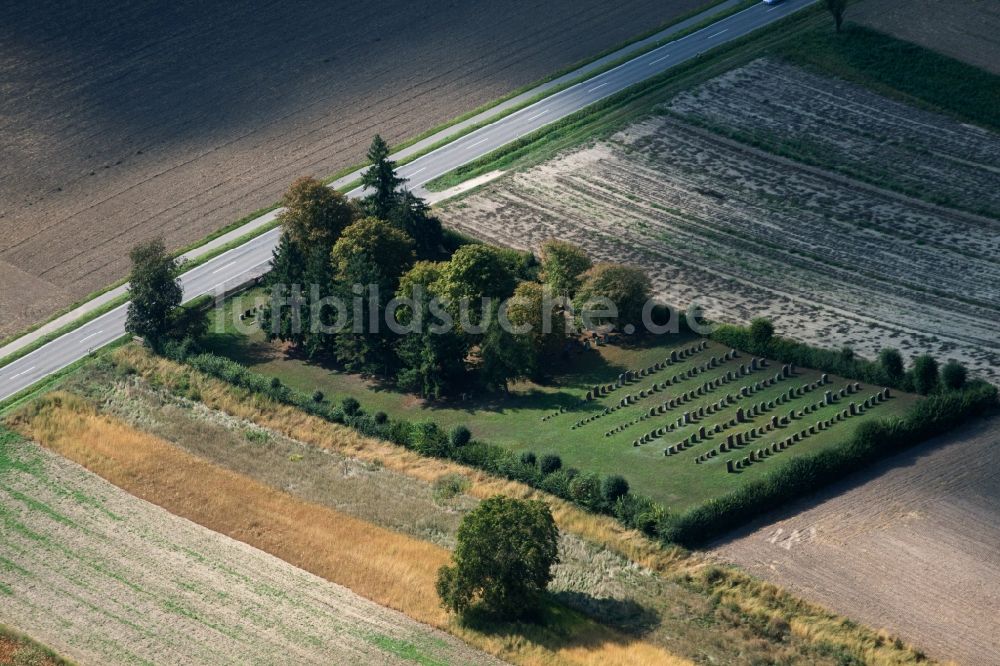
[458,597,662,652]
[202,331,278,367]
[551,591,662,637]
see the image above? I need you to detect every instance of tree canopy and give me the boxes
[361,134,405,220]
[540,239,591,298]
[125,238,182,342]
[436,496,559,619]
[280,176,358,250]
[573,263,652,331]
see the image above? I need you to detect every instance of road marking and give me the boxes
[766,5,781,11]
[525,109,549,122]
[707,29,728,39]
[211,261,237,275]
[11,366,36,379]
[587,82,609,92]
[466,137,489,149]
[649,53,671,66]
[80,330,103,343]
[406,166,426,176]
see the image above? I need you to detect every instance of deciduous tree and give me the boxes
[330,218,415,374]
[436,496,559,620]
[505,281,565,375]
[281,176,357,250]
[394,261,468,398]
[540,239,591,298]
[125,239,182,343]
[573,263,651,331]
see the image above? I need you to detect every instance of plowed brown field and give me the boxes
[852,0,1000,75]
[0,0,709,338]
[710,416,1000,666]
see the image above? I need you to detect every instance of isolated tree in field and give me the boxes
[749,317,775,353]
[540,239,592,298]
[126,239,182,342]
[825,0,847,32]
[911,354,939,395]
[436,496,559,619]
[362,134,405,220]
[281,176,357,250]
[573,263,652,331]
[879,348,905,382]
[940,361,967,391]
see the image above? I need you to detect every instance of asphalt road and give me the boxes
[0,0,814,402]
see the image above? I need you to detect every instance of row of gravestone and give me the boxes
[583,340,711,402]
[719,388,891,471]
[613,353,772,438]
[633,393,735,445]
[667,384,889,460]
[575,347,737,429]
[731,374,834,423]
[655,376,812,452]
[546,340,711,423]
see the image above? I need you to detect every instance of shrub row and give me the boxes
[710,323,961,395]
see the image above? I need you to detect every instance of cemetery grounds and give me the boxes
[203,298,919,513]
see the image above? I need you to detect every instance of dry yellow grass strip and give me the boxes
[9,392,689,666]
[106,348,930,665]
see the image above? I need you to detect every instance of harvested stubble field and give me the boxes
[12,347,934,666]
[710,415,1000,666]
[0,0,711,339]
[9,393,689,666]
[438,62,1000,382]
[851,0,1000,75]
[0,430,502,666]
[665,58,1000,217]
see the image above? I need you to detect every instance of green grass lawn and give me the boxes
[204,291,919,511]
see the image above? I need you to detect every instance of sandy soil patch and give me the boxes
[709,416,1000,666]
[851,0,1000,75]
[0,435,503,666]
[0,0,710,338]
[438,72,1000,382]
